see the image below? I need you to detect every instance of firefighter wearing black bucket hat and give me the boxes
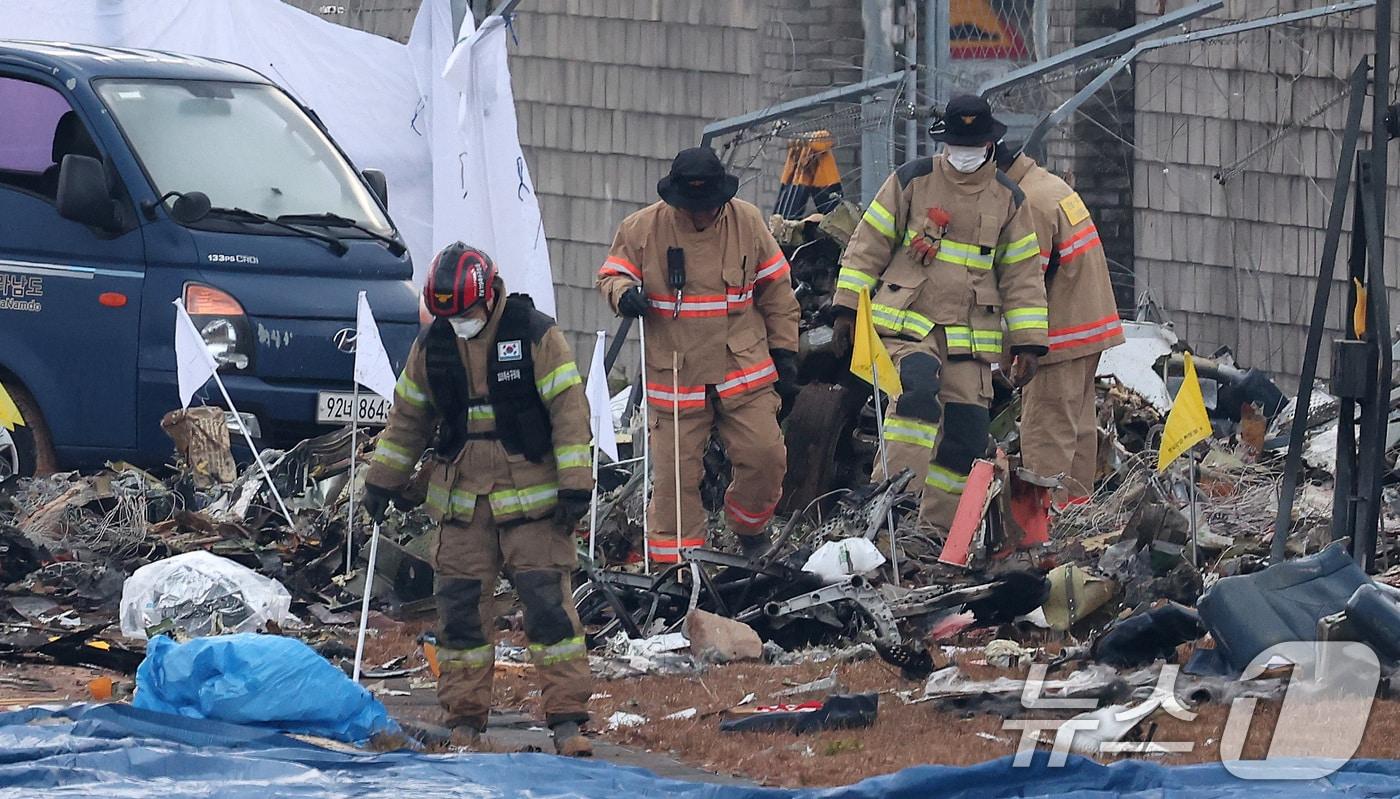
[830,95,1049,532]
[364,243,594,756]
[596,147,800,563]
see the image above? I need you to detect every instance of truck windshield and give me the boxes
[95,79,391,235]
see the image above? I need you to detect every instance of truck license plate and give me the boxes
[316,392,391,426]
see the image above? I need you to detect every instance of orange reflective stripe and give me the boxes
[600,256,642,280]
[647,292,728,318]
[725,497,777,531]
[648,536,706,562]
[1048,313,1122,351]
[1057,224,1102,265]
[715,360,777,397]
[754,253,791,284]
[646,381,707,410]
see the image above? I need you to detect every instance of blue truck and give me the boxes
[0,41,420,478]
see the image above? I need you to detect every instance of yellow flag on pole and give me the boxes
[850,288,902,398]
[0,383,23,432]
[1157,352,1211,471]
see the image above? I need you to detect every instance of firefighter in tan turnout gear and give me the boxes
[996,143,1124,506]
[832,95,1049,530]
[362,243,594,756]
[597,147,801,563]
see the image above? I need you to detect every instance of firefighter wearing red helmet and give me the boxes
[363,243,594,755]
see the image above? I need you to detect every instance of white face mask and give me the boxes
[945,144,990,173]
[450,316,486,339]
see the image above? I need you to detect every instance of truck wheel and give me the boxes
[0,382,55,479]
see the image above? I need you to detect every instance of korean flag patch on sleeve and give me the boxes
[497,340,524,362]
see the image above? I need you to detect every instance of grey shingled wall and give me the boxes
[1132,0,1400,392]
[508,0,863,368]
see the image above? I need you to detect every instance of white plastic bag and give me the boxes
[119,551,293,639]
[802,538,887,584]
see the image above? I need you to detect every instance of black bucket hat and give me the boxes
[929,94,1007,146]
[657,147,739,211]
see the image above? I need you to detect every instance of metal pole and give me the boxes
[1272,61,1369,563]
[1357,0,1392,570]
[1189,458,1198,568]
[672,352,683,561]
[588,434,600,567]
[347,382,358,577]
[924,0,951,159]
[870,358,900,587]
[211,372,294,525]
[352,521,382,683]
[903,0,919,162]
[638,317,651,574]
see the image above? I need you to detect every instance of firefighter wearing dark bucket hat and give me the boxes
[597,147,800,564]
[831,94,1048,533]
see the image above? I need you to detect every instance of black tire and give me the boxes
[0,381,55,479]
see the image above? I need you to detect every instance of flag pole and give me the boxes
[210,371,295,525]
[1188,456,1198,568]
[672,351,683,563]
[347,382,359,578]
[870,357,900,587]
[352,520,382,682]
[589,432,600,567]
[638,317,651,574]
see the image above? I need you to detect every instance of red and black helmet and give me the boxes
[424,242,498,317]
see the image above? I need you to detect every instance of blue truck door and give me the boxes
[0,72,145,454]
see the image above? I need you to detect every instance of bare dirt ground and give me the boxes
[8,629,1400,790]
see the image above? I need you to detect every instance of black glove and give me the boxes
[1010,350,1042,388]
[830,307,856,357]
[616,286,649,318]
[362,483,393,523]
[554,489,592,530]
[772,348,799,401]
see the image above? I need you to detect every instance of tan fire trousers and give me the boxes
[647,387,784,563]
[432,504,591,729]
[874,328,994,531]
[1021,353,1101,501]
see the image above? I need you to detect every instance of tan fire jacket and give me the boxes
[366,282,592,524]
[836,155,1048,361]
[1006,154,1124,366]
[597,200,800,411]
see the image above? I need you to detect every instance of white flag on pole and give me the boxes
[586,331,619,462]
[173,299,219,409]
[354,292,398,401]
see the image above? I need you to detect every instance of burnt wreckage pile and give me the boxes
[5,206,1400,708]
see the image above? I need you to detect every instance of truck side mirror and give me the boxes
[56,154,118,231]
[362,169,389,208]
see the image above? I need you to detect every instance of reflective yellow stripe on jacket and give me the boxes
[372,439,416,473]
[488,482,559,518]
[1006,307,1049,332]
[861,200,898,240]
[871,303,934,340]
[998,232,1041,266]
[394,373,429,408]
[536,363,582,402]
[554,444,591,470]
[885,418,938,449]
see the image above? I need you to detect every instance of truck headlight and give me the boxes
[184,283,253,371]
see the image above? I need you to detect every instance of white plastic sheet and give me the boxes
[0,0,556,312]
[801,538,887,584]
[119,550,293,639]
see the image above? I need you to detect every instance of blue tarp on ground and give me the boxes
[134,634,397,744]
[2,703,1400,798]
